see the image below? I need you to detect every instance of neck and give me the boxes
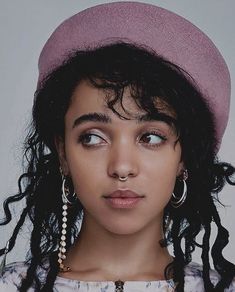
[63,212,173,281]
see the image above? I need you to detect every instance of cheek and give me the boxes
[142,150,181,197]
[144,172,177,213]
[65,146,106,194]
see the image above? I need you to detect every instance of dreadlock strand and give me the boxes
[41,252,59,291]
[210,201,235,290]
[201,221,214,291]
[19,203,45,291]
[171,216,185,292]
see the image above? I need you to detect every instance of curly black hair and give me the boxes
[0,42,235,291]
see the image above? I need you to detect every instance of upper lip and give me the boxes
[104,190,144,198]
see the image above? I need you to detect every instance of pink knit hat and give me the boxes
[37,1,231,149]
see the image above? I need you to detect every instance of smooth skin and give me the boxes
[56,80,184,282]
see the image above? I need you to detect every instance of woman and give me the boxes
[0,2,234,291]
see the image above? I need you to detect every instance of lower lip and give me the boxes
[104,197,143,209]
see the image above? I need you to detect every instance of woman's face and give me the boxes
[57,80,183,235]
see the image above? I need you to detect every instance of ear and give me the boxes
[54,136,69,175]
[176,161,185,177]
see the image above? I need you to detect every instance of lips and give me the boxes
[103,190,145,209]
[104,190,144,198]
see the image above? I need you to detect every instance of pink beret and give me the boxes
[38,1,231,149]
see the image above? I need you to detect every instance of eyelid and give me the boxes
[138,122,171,136]
[79,127,107,137]
[138,126,169,138]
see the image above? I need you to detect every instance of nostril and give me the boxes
[110,172,136,180]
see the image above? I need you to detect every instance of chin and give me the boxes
[104,222,147,236]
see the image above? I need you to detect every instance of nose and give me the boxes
[107,141,139,180]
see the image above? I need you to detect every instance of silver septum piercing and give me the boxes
[118,176,128,181]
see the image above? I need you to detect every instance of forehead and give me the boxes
[68,79,176,120]
[69,80,109,115]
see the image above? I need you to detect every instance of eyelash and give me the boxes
[78,131,167,149]
[78,133,100,147]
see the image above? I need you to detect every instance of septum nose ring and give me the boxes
[118,176,128,182]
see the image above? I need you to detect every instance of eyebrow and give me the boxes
[138,112,176,126]
[73,113,111,128]
[72,112,177,129]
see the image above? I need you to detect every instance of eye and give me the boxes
[140,131,166,147]
[78,133,105,146]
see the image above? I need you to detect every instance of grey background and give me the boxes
[0,1,234,266]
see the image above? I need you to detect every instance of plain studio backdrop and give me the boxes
[0,1,234,267]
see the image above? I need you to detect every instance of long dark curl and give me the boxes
[0,43,235,291]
